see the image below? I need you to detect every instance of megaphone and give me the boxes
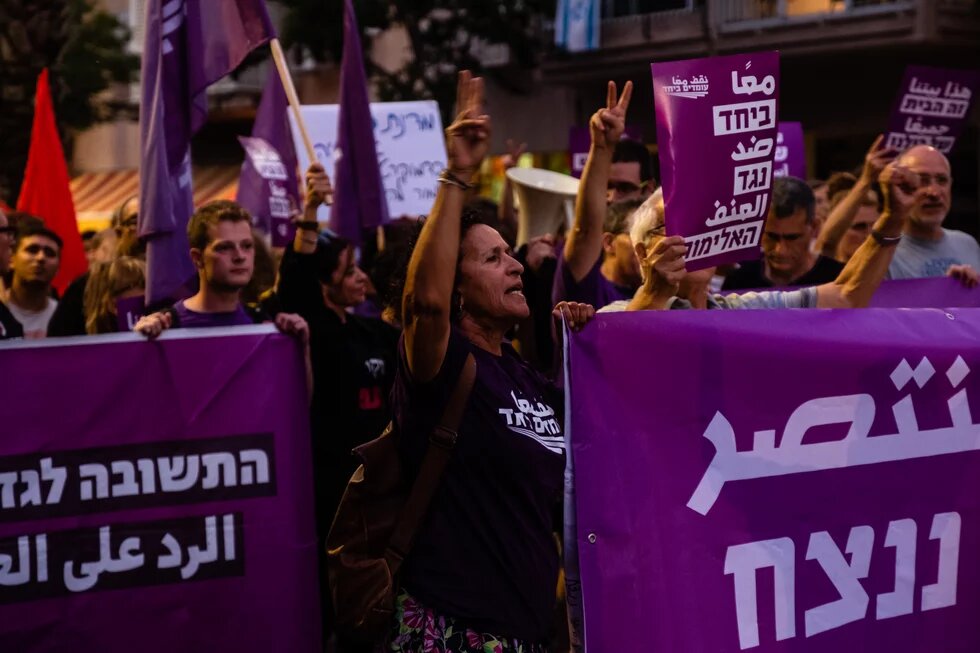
[506,167,579,247]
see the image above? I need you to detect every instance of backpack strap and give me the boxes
[384,353,477,574]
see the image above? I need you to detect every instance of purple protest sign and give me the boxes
[568,124,642,178]
[567,310,980,651]
[774,121,806,179]
[885,65,979,154]
[115,294,145,332]
[0,328,320,652]
[652,52,779,271]
[238,135,298,247]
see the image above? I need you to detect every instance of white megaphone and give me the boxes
[506,167,579,247]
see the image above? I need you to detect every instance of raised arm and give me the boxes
[402,72,490,381]
[816,161,915,308]
[563,81,632,282]
[816,135,897,258]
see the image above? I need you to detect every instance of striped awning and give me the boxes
[70,165,241,231]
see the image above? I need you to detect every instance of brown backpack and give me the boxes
[326,354,477,643]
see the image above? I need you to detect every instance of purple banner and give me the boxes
[568,124,641,178]
[0,328,320,652]
[567,310,980,651]
[653,52,780,271]
[774,122,806,179]
[115,295,145,332]
[885,65,979,155]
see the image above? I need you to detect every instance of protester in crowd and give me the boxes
[134,201,309,344]
[0,211,43,300]
[276,162,400,649]
[553,81,642,311]
[386,70,594,653]
[885,144,980,284]
[723,176,844,290]
[5,223,62,338]
[0,208,23,339]
[605,160,919,311]
[808,178,829,229]
[609,137,656,202]
[48,196,143,337]
[83,256,146,334]
[815,136,898,262]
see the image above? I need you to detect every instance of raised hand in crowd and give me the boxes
[629,234,687,311]
[563,81,634,283]
[817,134,898,259]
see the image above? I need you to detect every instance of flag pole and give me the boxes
[270,38,331,204]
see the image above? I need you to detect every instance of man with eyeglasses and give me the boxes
[0,209,24,339]
[886,145,980,283]
[723,176,844,291]
[5,222,61,338]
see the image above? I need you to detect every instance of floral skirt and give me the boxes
[378,589,548,653]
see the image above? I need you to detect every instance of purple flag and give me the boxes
[774,121,806,179]
[568,124,642,178]
[237,68,301,248]
[139,0,275,305]
[885,65,979,155]
[330,0,389,245]
[567,310,980,652]
[652,52,780,271]
[0,327,320,651]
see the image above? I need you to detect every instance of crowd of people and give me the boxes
[1,69,978,652]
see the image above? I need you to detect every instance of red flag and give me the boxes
[17,68,86,294]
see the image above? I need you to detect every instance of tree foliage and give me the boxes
[0,0,139,203]
[275,0,556,125]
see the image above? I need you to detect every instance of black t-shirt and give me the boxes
[278,246,399,534]
[393,328,564,642]
[722,255,844,291]
[47,272,89,337]
[0,301,24,340]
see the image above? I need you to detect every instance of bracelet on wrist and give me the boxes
[438,169,473,191]
[295,220,320,232]
[870,229,902,246]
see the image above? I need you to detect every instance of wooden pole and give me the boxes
[269,37,334,207]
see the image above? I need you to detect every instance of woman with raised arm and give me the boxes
[386,72,593,653]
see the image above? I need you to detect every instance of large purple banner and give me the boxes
[652,52,779,271]
[567,310,980,652]
[884,65,979,155]
[0,327,320,652]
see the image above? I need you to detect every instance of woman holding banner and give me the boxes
[386,71,594,652]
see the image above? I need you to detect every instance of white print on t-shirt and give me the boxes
[364,358,386,379]
[497,392,564,454]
